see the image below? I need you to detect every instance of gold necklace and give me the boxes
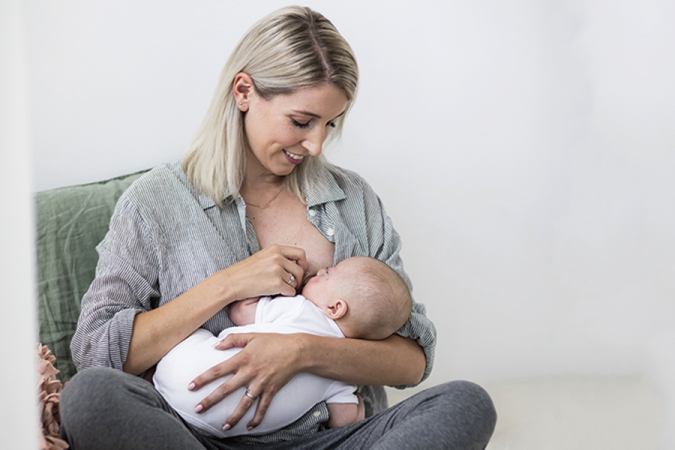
[244,185,285,210]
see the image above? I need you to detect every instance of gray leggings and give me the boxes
[60,367,496,450]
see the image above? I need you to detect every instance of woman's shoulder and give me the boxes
[114,161,212,225]
[123,161,189,199]
[121,161,207,208]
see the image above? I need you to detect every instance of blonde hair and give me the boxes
[183,6,359,207]
[342,258,413,340]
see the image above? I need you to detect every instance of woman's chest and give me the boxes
[247,199,335,278]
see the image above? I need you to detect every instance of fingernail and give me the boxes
[194,404,203,413]
[247,426,253,431]
[188,382,196,391]
[222,423,231,431]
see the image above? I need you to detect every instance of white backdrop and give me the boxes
[1,0,39,447]
[24,0,675,399]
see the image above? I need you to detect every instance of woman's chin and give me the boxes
[271,162,300,177]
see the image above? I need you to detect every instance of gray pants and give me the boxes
[60,367,496,449]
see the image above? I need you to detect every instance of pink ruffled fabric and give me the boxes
[37,344,69,450]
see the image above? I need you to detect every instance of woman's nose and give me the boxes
[302,139,322,157]
[302,129,327,156]
[316,268,327,276]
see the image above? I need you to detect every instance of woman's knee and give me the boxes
[375,381,497,450]
[61,367,151,425]
[63,367,124,403]
[433,380,498,440]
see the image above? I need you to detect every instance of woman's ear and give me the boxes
[326,299,348,320]
[233,72,255,112]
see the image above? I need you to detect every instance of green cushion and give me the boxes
[36,170,149,382]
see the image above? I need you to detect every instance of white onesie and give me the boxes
[153,295,358,438]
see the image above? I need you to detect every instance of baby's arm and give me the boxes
[326,395,365,428]
[228,297,260,326]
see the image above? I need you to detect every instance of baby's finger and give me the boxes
[222,388,259,431]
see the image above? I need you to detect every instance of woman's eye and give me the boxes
[327,122,336,128]
[291,118,310,129]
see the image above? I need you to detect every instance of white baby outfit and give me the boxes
[153,295,358,437]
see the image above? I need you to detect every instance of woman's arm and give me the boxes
[301,334,425,386]
[121,273,236,375]
[123,246,306,375]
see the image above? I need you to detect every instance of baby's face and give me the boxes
[301,259,356,308]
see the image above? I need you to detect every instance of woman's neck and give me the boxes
[242,156,286,191]
[240,171,287,210]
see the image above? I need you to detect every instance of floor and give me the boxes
[386,375,665,450]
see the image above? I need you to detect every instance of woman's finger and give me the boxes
[222,388,260,430]
[247,391,275,430]
[188,349,246,392]
[282,261,304,292]
[213,332,253,351]
[272,244,308,274]
[223,245,307,299]
[193,371,250,413]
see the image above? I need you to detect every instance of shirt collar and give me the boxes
[305,164,346,207]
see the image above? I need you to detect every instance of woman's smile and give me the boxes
[283,149,305,165]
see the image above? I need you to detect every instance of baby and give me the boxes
[153,256,413,438]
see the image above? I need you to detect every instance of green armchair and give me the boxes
[36,169,149,382]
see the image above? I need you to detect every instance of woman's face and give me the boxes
[242,83,349,180]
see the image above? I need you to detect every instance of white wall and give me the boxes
[25,0,675,397]
[1,0,40,447]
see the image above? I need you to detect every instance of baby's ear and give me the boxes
[326,298,348,320]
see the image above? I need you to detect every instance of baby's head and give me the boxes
[301,257,412,340]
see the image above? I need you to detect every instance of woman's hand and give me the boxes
[122,245,306,375]
[189,332,306,431]
[220,244,307,301]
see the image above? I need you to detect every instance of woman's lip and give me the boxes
[283,149,305,165]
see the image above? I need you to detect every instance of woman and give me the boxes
[61,6,496,449]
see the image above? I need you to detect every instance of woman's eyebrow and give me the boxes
[292,110,346,121]
[292,110,321,118]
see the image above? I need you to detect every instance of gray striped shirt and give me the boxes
[71,161,436,443]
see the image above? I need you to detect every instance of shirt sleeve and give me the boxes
[70,194,160,372]
[357,176,437,389]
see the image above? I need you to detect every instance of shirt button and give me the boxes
[326,228,334,236]
[313,411,321,418]
[308,209,316,217]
